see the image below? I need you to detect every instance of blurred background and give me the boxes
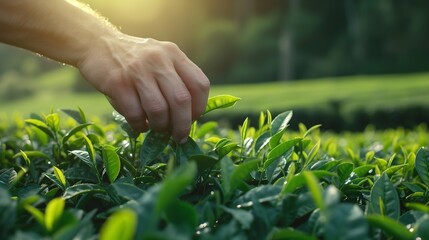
[1,0,429,130]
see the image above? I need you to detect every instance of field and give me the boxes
[1,97,429,239]
[1,68,429,121]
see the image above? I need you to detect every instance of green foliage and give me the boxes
[1,95,429,239]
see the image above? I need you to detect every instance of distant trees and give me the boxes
[2,0,429,86]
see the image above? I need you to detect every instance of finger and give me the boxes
[175,58,210,121]
[156,70,192,143]
[106,88,149,133]
[134,76,170,132]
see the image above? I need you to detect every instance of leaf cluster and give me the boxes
[1,96,429,239]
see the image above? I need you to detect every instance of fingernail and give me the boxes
[179,137,188,145]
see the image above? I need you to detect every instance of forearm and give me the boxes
[0,0,119,66]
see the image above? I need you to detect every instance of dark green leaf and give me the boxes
[156,162,196,214]
[369,173,400,220]
[222,206,254,229]
[325,204,369,240]
[271,228,317,240]
[265,138,301,169]
[140,131,170,167]
[415,147,429,186]
[63,184,106,199]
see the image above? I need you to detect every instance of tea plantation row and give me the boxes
[1,95,429,239]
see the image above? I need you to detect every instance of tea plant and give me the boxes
[1,95,429,239]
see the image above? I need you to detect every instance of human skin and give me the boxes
[0,0,210,143]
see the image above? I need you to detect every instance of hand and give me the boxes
[77,34,210,143]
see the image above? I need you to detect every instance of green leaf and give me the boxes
[62,123,93,144]
[63,184,106,199]
[24,205,44,227]
[69,150,94,170]
[165,200,198,235]
[270,111,293,136]
[45,113,60,133]
[369,173,400,220]
[303,124,322,138]
[102,145,121,183]
[140,131,170,167]
[222,206,254,229]
[324,204,369,240]
[53,166,66,188]
[337,162,354,184]
[303,171,324,211]
[306,140,320,167]
[282,170,336,194]
[204,95,241,114]
[19,150,31,167]
[415,147,429,186]
[156,162,196,214]
[12,151,50,161]
[45,197,65,232]
[240,117,249,146]
[25,119,55,138]
[189,154,218,173]
[230,159,260,193]
[265,138,302,169]
[100,209,137,240]
[366,214,413,240]
[61,108,85,124]
[415,216,429,240]
[271,228,317,240]
[81,135,96,166]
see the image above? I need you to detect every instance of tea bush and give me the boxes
[1,95,429,240]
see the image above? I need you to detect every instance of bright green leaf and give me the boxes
[100,209,137,240]
[53,166,66,188]
[45,197,65,232]
[366,214,413,240]
[102,145,121,183]
[204,95,241,115]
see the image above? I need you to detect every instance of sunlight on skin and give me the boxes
[80,0,165,25]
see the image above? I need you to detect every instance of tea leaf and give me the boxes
[415,147,429,186]
[53,166,66,188]
[140,131,170,167]
[366,214,413,240]
[369,173,400,220]
[25,119,55,138]
[62,123,93,144]
[271,111,293,136]
[100,209,137,240]
[102,145,120,183]
[204,95,241,114]
[265,138,302,169]
[324,204,368,240]
[156,162,196,214]
[45,197,65,232]
[63,184,106,199]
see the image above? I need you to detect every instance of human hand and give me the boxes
[77,34,210,143]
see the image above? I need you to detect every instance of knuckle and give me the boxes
[162,41,180,52]
[197,76,211,91]
[174,90,191,106]
[147,100,167,119]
